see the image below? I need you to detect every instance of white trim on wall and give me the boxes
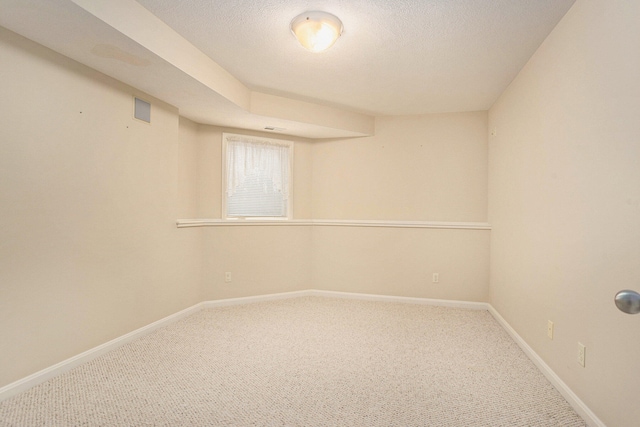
[176,219,491,230]
[309,290,489,309]
[0,290,602,427]
[487,306,605,427]
[0,303,204,402]
[203,290,314,308]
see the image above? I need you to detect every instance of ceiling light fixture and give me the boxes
[290,11,343,53]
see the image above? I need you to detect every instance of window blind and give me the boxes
[225,135,291,218]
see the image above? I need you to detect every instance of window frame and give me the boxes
[221,132,294,221]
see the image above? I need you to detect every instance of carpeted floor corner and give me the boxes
[0,296,586,426]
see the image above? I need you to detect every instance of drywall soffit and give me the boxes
[0,0,374,139]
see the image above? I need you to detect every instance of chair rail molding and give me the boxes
[176,219,491,230]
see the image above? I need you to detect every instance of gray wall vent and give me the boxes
[134,97,151,123]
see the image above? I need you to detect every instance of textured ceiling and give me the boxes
[0,0,576,137]
[136,0,576,116]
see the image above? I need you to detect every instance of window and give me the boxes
[222,133,293,219]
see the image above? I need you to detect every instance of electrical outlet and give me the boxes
[432,273,439,283]
[547,320,554,340]
[577,343,586,367]
[225,272,232,283]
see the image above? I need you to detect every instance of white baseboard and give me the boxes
[0,290,604,427]
[226,291,604,426]
[487,306,605,427]
[0,290,485,401]
[307,289,490,310]
[200,289,488,311]
[0,302,204,402]
[202,290,314,308]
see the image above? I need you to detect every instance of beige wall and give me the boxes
[177,117,201,219]
[488,1,640,425]
[185,124,314,300]
[311,113,490,301]
[201,226,313,300]
[312,112,488,221]
[0,28,202,388]
[186,112,489,302]
[312,227,489,301]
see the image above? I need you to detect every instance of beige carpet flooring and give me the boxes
[0,296,586,426]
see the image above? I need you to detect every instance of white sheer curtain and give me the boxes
[225,135,291,217]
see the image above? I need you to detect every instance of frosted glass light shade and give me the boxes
[290,11,343,53]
